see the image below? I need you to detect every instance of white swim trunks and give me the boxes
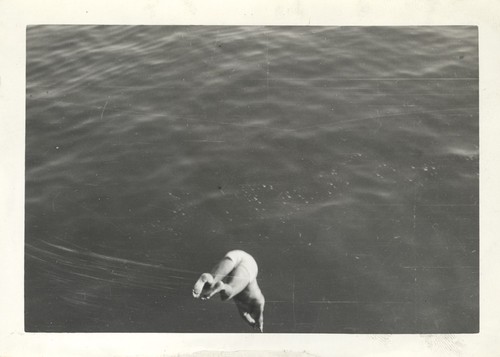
[225,250,258,282]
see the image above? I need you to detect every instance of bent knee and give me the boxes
[220,290,231,301]
[200,273,213,282]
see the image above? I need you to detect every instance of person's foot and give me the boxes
[202,281,225,300]
[192,273,214,298]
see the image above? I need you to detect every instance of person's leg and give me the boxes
[202,262,251,300]
[219,265,251,300]
[192,257,237,299]
[210,257,236,283]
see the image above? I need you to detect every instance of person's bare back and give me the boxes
[192,250,265,332]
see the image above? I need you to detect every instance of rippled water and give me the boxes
[25,26,478,333]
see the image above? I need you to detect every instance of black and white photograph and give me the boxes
[24,25,479,334]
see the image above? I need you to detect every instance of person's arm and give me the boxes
[255,302,264,332]
[234,299,265,332]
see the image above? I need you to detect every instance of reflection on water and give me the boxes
[26,26,478,332]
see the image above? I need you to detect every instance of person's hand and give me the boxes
[235,299,264,332]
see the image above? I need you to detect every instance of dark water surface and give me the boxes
[25,26,478,333]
